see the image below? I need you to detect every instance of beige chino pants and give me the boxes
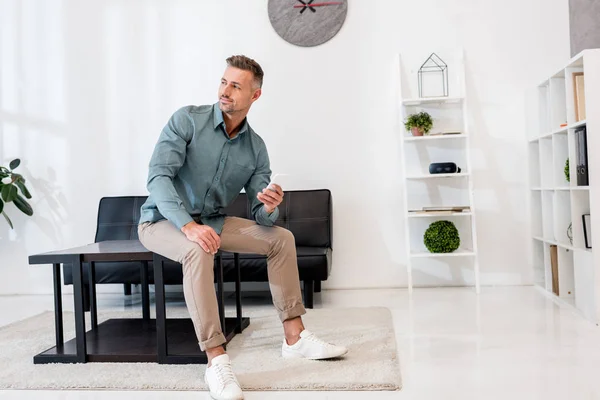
[138,216,306,351]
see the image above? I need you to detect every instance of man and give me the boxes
[138,55,347,400]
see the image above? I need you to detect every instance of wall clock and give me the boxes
[268,0,348,47]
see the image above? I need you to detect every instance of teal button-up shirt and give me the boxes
[139,103,279,234]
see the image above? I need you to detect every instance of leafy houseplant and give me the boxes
[424,220,460,253]
[564,158,570,182]
[0,159,33,229]
[404,111,433,136]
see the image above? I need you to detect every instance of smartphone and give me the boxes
[267,174,290,191]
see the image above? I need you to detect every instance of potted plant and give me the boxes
[423,220,460,253]
[404,111,433,136]
[0,158,33,229]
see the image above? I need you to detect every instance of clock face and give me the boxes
[268,0,348,47]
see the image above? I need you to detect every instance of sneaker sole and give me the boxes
[204,376,244,400]
[282,348,348,360]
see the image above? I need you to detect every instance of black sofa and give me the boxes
[63,189,333,308]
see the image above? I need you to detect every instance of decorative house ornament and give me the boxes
[418,53,449,98]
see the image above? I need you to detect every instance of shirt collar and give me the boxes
[213,103,249,137]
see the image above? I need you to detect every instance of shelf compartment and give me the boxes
[532,239,545,288]
[538,83,550,135]
[402,101,465,135]
[574,249,595,321]
[570,190,591,250]
[405,178,471,211]
[408,215,473,256]
[549,76,567,131]
[529,141,541,188]
[403,139,469,177]
[565,65,585,126]
[541,190,555,241]
[409,256,476,288]
[531,190,543,238]
[554,190,572,246]
[557,246,575,300]
[539,137,554,188]
[552,132,570,188]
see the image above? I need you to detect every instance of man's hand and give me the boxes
[257,184,283,214]
[181,221,221,255]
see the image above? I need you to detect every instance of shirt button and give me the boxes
[207,193,211,197]
[215,177,219,181]
[221,159,225,163]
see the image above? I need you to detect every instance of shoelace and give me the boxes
[304,333,335,348]
[214,363,237,387]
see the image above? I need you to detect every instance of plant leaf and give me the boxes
[1,184,11,202]
[1,184,17,202]
[9,159,20,170]
[2,211,13,229]
[14,179,32,199]
[13,194,33,216]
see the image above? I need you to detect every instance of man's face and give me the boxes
[218,66,261,114]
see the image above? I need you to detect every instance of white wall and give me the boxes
[0,0,570,294]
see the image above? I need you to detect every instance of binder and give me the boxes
[575,126,589,186]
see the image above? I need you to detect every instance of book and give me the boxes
[421,206,470,212]
[550,245,559,296]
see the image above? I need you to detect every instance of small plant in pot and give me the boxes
[404,111,433,136]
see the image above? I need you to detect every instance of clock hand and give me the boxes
[294,1,342,8]
[297,0,316,13]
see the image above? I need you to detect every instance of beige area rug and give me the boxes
[0,306,401,391]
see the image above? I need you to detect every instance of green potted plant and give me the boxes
[423,220,460,253]
[0,158,33,229]
[404,111,433,136]
[564,158,570,182]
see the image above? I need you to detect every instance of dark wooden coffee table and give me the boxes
[28,240,249,364]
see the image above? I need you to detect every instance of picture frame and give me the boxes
[573,72,586,122]
[583,214,592,249]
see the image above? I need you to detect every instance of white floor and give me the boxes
[1,286,600,399]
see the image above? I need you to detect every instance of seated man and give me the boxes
[138,55,347,400]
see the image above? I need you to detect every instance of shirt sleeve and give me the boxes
[244,143,279,226]
[146,107,195,230]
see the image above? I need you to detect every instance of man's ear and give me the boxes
[252,88,262,102]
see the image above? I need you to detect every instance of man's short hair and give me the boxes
[226,55,264,89]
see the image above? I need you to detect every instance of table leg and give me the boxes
[52,263,64,349]
[153,253,167,363]
[141,261,150,320]
[88,261,98,330]
[234,253,243,333]
[71,256,87,363]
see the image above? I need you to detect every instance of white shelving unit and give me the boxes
[528,49,600,323]
[397,49,480,293]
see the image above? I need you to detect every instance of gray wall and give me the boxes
[570,0,600,56]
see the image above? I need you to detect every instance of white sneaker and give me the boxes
[204,354,244,400]
[281,330,348,360]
